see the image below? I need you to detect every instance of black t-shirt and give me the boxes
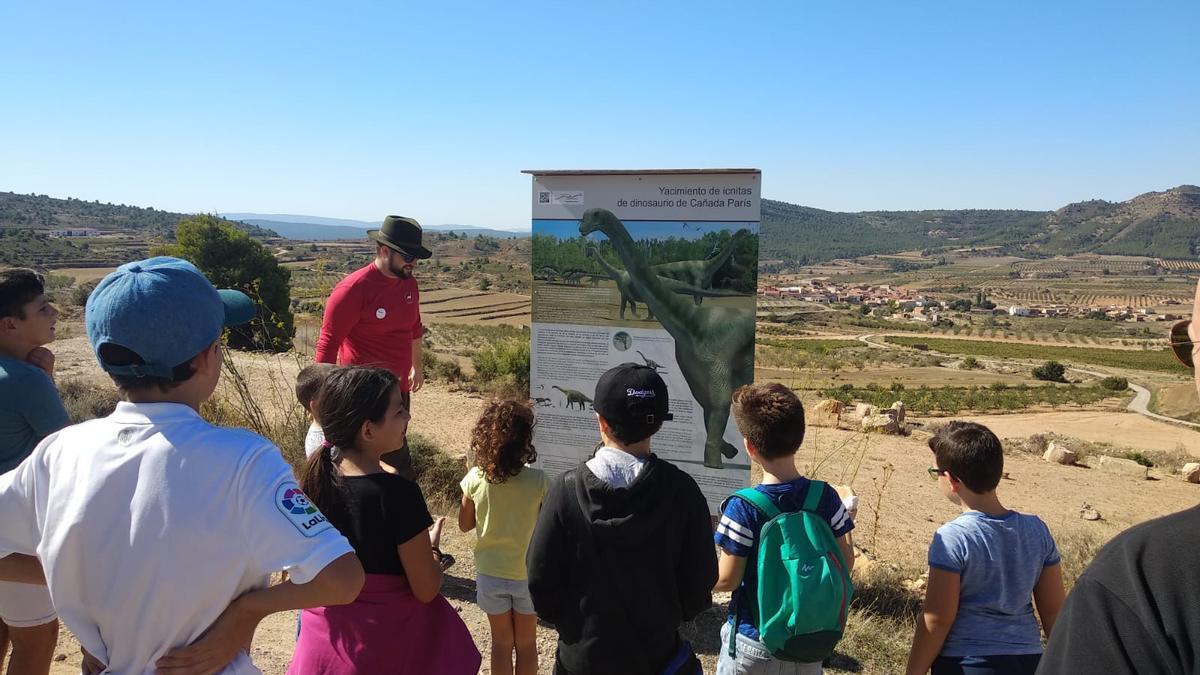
[325,473,434,576]
[1038,505,1200,675]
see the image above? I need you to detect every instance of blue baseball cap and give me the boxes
[86,256,257,379]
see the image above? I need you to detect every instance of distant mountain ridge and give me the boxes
[762,185,1200,263]
[0,192,276,237]
[220,213,526,240]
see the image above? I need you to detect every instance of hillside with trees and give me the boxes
[763,185,1200,263]
[0,192,276,237]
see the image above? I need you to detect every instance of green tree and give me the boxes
[153,214,295,352]
[1032,361,1067,383]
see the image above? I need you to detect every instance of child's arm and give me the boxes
[398,518,446,604]
[1033,562,1066,637]
[155,552,363,675]
[905,567,960,675]
[457,494,476,532]
[836,534,855,574]
[713,550,747,593]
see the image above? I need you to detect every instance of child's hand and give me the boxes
[429,516,445,549]
[25,346,55,380]
[155,597,260,675]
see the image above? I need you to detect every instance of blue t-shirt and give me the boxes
[714,478,854,640]
[0,355,69,475]
[929,510,1060,657]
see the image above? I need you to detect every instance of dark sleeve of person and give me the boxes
[1037,575,1175,675]
[388,477,435,545]
[527,473,570,626]
[675,474,717,621]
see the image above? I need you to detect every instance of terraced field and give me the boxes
[419,288,530,325]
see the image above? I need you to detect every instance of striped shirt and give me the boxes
[714,478,854,640]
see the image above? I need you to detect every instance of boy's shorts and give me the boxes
[475,573,534,615]
[718,622,822,675]
[0,580,56,627]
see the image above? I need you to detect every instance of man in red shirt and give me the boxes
[315,215,431,478]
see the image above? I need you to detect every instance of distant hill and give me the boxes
[763,185,1200,263]
[221,213,525,241]
[0,192,276,237]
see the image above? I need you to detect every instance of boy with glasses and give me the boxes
[907,421,1065,675]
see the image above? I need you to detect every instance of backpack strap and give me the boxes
[730,487,781,519]
[801,480,827,513]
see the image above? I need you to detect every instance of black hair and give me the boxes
[0,268,46,320]
[300,366,400,515]
[295,362,337,412]
[928,421,1005,493]
[599,415,662,445]
[98,343,198,393]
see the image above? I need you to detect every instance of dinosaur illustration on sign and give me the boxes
[581,208,754,468]
[552,385,593,411]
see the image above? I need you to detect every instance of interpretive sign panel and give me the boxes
[525,169,760,511]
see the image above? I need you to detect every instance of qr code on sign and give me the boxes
[538,191,550,203]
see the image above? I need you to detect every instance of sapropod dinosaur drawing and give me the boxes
[581,208,753,468]
[552,385,593,411]
[652,229,750,290]
[587,243,750,320]
[636,350,665,372]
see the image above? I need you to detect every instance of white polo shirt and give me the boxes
[0,401,353,674]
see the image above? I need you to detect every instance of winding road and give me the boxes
[856,333,1200,430]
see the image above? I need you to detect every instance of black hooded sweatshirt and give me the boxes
[527,454,718,675]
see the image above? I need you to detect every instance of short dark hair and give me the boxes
[296,363,337,411]
[731,383,805,460]
[98,343,198,393]
[599,414,662,445]
[928,421,1004,493]
[0,268,45,320]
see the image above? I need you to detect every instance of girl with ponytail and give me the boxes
[289,366,480,675]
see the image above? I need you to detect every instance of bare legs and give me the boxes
[486,611,538,675]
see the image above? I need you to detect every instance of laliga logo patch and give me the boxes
[626,388,656,399]
[376,307,387,320]
[276,482,331,537]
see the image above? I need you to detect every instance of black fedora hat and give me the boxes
[368,215,432,259]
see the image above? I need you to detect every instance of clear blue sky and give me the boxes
[1,1,1196,230]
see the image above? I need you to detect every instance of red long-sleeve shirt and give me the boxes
[315,263,423,391]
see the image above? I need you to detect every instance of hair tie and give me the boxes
[322,440,342,462]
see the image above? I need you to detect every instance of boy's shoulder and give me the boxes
[0,354,52,389]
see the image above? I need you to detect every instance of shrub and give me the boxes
[57,378,121,424]
[410,433,465,513]
[71,279,99,307]
[1099,376,1128,391]
[1032,361,1067,383]
[472,338,530,392]
[959,356,982,370]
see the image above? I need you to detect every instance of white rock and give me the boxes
[862,414,901,434]
[1182,463,1200,484]
[1096,455,1149,480]
[855,403,877,418]
[1042,441,1078,466]
[888,401,906,424]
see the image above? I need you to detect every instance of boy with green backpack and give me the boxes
[713,383,856,675]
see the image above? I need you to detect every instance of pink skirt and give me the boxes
[287,574,481,675]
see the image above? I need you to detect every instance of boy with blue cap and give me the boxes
[0,257,364,674]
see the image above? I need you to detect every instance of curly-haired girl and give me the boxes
[458,399,549,675]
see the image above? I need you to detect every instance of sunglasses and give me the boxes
[1170,320,1195,369]
[927,467,949,481]
[392,250,417,263]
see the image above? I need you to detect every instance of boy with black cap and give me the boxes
[527,363,717,675]
[0,257,364,674]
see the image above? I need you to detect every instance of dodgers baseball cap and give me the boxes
[86,256,257,379]
[593,363,674,427]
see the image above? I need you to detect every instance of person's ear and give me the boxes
[193,340,222,377]
[596,414,610,435]
[946,472,963,492]
[743,437,760,459]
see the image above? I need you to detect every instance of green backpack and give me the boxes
[725,481,853,662]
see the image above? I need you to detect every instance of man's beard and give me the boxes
[388,258,414,278]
